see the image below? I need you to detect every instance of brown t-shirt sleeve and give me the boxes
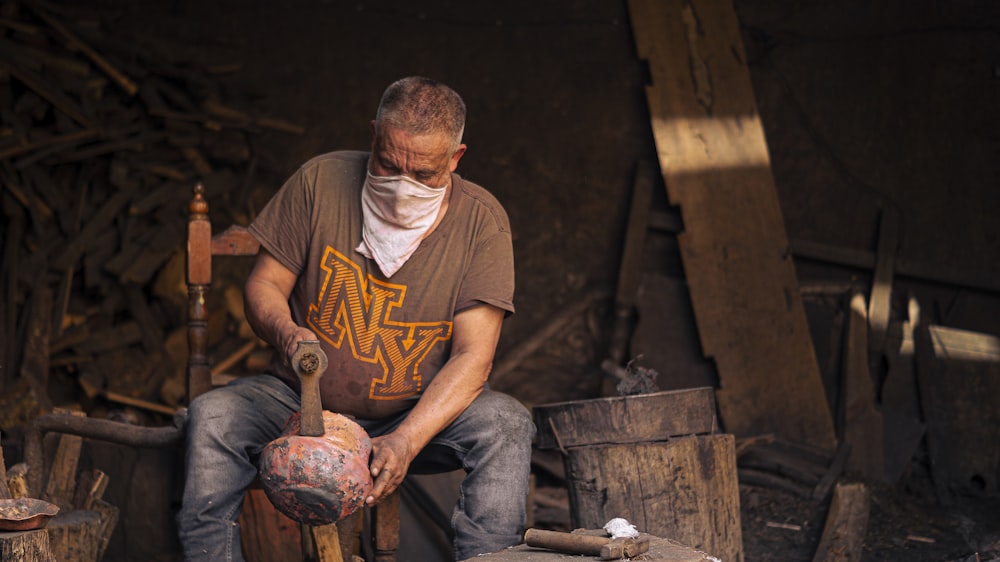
[247,165,314,276]
[455,189,516,317]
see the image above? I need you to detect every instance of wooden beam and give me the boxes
[867,207,899,355]
[842,293,883,482]
[790,239,1000,294]
[628,0,835,449]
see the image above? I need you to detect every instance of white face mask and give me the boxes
[355,169,449,277]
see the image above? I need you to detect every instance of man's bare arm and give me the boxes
[244,249,316,364]
[365,303,505,505]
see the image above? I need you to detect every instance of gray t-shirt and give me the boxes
[248,151,514,419]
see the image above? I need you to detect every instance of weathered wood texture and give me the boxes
[532,388,716,450]
[811,482,870,562]
[842,293,883,482]
[627,0,836,449]
[564,435,743,562]
[46,509,101,562]
[915,322,1000,499]
[238,488,301,562]
[0,446,10,500]
[0,529,54,562]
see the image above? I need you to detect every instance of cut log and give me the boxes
[533,387,716,451]
[564,435,743,562]
[812,482,870,562]
[0,529,54,562]
[46,509,101,562]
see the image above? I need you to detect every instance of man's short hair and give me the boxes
[375,77,466,150]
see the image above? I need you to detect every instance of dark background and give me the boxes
[2,1,999,560]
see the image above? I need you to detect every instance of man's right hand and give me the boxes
[281,327,320,367]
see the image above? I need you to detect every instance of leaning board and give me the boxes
[627,0,836,449]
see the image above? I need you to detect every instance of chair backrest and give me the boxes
[186,183,260,402]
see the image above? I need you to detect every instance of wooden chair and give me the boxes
[186,183,400,562]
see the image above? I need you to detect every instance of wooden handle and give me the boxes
[524,529,649,559]
[524,529,607,555]
[292,340,328,437]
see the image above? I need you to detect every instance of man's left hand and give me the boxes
[366,432,414,506]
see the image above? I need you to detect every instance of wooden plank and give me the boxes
[842,293,883,482]
[790,238,1000,294]
[811,483,870,562]
[627,0,836,449]
[72,469,109,511]
[881,298,925,484]
[309,524,344,562]
[565,435,743,562]
[867,207,899,356]
[532,387,717,450]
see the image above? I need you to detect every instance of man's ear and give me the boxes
[449,144,468,172]
[369,120,377,147]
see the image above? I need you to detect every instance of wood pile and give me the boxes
[0,0,293,434]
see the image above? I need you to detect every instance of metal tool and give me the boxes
[292,340,328,437]
[524,528,650,560]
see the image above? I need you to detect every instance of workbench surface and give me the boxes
[462,533,722,561]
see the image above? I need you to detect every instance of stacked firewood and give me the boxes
[0,1,294,431]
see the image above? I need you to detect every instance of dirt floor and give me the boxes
[15,1,1000,560]
[739,472,1000,562]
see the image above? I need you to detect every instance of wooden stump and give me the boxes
[0,529,54,561]
[47,510,101,562]
[564,434,743,562]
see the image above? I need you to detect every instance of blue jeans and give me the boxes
[176,375,535,561]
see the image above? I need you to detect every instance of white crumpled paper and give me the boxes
[604,517,640,539]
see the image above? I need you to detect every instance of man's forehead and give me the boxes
[375,127,452,162]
